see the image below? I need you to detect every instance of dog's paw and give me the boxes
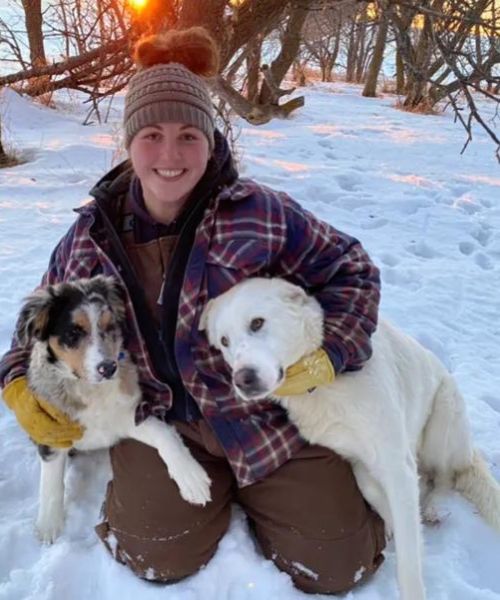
[160,451,212,506]
[422,502,451,527]
[35,513,65,544]
[174,462,212,506]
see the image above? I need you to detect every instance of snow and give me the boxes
[1,82,499,599]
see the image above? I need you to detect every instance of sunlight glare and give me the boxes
[128,0,148,11]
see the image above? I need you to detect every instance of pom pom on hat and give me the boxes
[134,27,219,77]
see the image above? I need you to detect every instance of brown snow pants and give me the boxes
[95,420,385,594]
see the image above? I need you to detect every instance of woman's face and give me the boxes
[129,122,211,224]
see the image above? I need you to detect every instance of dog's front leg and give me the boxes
[36,446,68,544]
[129,417,212,506]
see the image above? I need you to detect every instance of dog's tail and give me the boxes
[454,449,500,532]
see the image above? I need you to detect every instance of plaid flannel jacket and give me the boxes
[0,177,380,486]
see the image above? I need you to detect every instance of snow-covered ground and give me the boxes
[0,82,499,600]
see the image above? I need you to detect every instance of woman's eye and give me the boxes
[181,133,196,141]
[221,336,229,348]
[144,132,160,141]
[250,318,265,332]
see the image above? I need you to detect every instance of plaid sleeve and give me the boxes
[0,223,76,389]
[275,196,381,373]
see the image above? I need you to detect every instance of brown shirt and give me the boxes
[119,195,179,323]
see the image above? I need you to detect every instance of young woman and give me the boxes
[0,27,385,594]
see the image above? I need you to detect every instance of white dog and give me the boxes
[200,277,500,600]
[17,276,211,543]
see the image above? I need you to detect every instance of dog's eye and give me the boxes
[221,336,229,348]
[64,325,85,346]
[250,318,265,332]
[99,322,117,340]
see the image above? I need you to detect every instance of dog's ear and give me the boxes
[280,281,309,306]
[198,299,215,334]
[87,275,127,323]
[16,287,55,347]
[105,277,127,324]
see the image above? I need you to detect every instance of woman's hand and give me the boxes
[274,348,335,396]
[2,377,84,448]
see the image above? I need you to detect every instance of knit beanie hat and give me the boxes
[124,27,219,150]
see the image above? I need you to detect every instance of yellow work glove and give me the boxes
[274,348,335,396]
[2,377,84,448]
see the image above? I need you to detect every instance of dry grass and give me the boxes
[0,148,27,168]
[381,78,399,95]
[288,65,336,87]
[394,97,440,116]
[12,75,56,107]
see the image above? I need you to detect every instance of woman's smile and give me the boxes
[154,168,186,181]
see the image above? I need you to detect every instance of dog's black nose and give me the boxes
[234,367,259,392]
[97,360,117,379]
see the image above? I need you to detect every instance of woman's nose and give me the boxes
[158,139,182,160]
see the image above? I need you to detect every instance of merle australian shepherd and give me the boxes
[16,275,211,543]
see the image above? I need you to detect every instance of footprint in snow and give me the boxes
[406,240,438,259]
[453,194,482,215]
[474,253,494,270]
[335,174,361,192]
[380,254,399,267]
[471,225,492,247]
[361,217,389,230]
[449,184,469,196]
[317,139,333,149]
[459,241,475,256]
[482,395,500,413]
[382,267,422,290]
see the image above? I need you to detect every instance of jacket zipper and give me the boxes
[87,209,172,391]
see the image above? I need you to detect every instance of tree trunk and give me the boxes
[178,0,227,50]
[292,60,307,86]
[0,118,7,165]
[396,46,405,94]
[259,5,308,105]
[330,25,341,76]
[246,36,262,102]
[223,0,288,68]
[355,20,368,83]
[404,76,428,108]
[320,56,335,82]
[403,14,433,108]
[21,0,46,67]
[322,25,340,82]
[346,22,359,82]
[362,12,388,97]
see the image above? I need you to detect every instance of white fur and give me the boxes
[82,302,108,384]
[34,358,212,543]
[25,281,211,544]
[201,277,500,600]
